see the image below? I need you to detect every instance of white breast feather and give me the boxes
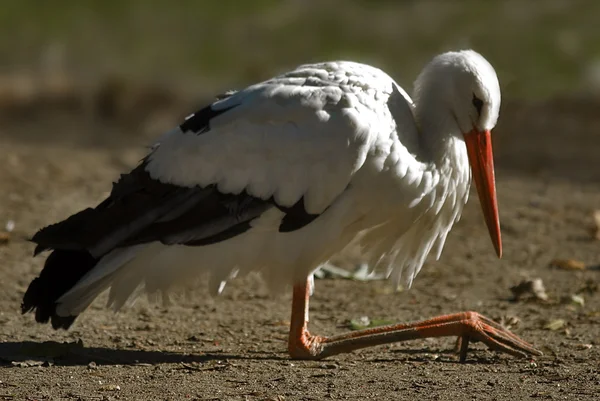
[355,137,471,290]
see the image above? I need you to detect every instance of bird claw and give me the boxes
[455,312,542,362]
[458,334,470,363]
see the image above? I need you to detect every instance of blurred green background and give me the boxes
[1,0,598,100]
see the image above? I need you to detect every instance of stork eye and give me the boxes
[472,94,484,116]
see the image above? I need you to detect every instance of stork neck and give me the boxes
[414,99,465,167]
[408,99,471,211]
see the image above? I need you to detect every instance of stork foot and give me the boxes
[437,311,542,362]
[288,281,542,362]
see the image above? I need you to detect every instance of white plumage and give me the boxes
[25,50,505,332]
[66,59,470,309]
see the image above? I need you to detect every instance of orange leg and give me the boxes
[288,279,542,361]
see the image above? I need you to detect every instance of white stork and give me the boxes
[22,50,541,361]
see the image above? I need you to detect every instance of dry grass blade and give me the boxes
[543,319,566,331]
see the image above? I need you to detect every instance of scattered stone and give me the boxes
[11,359,47,367]
[346,316,394,331]
[591,209,600,240]
[569,294,585,307]
[499,315,521,330]
[99,384,121,391]
[0,231,9,245]
[549,259,587,271]
[510,278,549,302]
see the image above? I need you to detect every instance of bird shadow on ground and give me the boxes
[0,340,504,367]
[380,346,508,365]
[0,341,286,367]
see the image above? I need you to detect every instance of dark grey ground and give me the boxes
[1,97,599,400]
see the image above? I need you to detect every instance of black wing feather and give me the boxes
[179,103,237,134]
[277,197,320,232]
[32,163,323,257]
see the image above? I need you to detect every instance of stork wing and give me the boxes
[33,62,392,258]
[146,75,379,214]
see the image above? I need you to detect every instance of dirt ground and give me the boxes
[1,97,599,400]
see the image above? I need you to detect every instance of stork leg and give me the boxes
[288,279,542,361]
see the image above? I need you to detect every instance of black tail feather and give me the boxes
[22,249,98,330]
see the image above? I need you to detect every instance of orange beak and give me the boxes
[464,129,502,258]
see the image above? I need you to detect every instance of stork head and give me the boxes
[414,50,503,258]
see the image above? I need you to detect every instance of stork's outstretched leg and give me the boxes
[288,279,542,361]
